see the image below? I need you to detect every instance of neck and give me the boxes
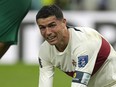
[55,42,67,52]
[55,30,70,52]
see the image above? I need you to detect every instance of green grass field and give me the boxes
[0,62,72,87]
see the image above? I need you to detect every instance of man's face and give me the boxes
[37,16,67,45]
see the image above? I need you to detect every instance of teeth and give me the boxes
[47,36,55,40]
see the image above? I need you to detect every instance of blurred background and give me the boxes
[0,0,116,87]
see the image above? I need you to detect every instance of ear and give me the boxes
[62,18,67,25]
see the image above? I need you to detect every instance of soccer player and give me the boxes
[0,0,31,58]
[36,4,116,87]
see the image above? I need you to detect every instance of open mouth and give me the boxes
[47,36,56,42]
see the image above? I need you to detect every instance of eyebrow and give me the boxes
[39,21,56,27]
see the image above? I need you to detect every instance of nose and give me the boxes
[45,28,52,36]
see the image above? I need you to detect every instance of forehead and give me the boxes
[37,16,58,25]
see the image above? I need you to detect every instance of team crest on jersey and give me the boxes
[78,55,88,68]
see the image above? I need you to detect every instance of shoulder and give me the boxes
[74,27,98,33]
[39,41,52,58]
[74,27,102,39]
[69,26,101,40]
[70,27,102,54]
[68,26,99,34]
[39,41,50,49]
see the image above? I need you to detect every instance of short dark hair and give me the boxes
[36,4,64,21]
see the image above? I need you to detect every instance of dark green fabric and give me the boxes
[0,0,31,44]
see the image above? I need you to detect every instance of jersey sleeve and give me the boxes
[38,43,55,87]
[71,27,102,87]
[71,49,100,87]
[71,83,87,87]
[38,57,54,87]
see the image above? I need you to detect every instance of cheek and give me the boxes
[40,31,45,37]
[57,30,63,39]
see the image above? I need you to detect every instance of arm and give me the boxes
[70,27,105,87]
[38,58,54,87]
[71,47,100,87]
[71,71,90,87]
[71,38,101,87]
[0,43,10,58]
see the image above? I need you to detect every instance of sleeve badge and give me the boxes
[78,55,88,68]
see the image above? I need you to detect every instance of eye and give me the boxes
[48,23,56,28]
[39,26,46,30]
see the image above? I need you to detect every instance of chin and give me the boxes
[49,42,56,45]
[48,41,57,45]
